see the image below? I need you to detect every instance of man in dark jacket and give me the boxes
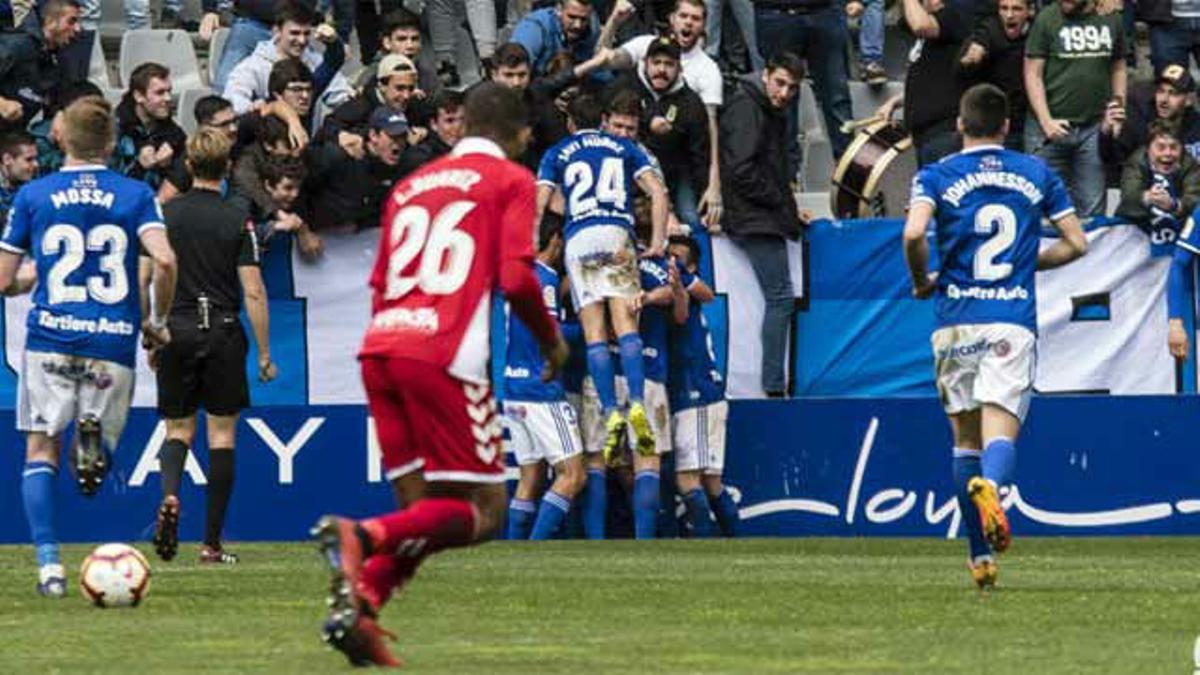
[1102,63,1200,168]
[306,107,408,233]
[0,0,79,133]
[398,89,464,175]
[959,0,1032,151]
[114,62,189,202]
[614,36,710,225]
[720,52,805,398]
[1115,121,1200,245]
[319,53,418,149]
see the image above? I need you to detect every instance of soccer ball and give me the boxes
[79,544,152,608]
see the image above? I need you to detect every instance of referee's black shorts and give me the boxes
[156,313,250,418]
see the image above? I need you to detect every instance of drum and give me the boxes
[830,120,916,219]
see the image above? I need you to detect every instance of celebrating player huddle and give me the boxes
[3,67,1097,667]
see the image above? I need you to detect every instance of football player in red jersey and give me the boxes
[312,82,569,667]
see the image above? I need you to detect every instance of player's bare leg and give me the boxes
[154,416,195,562]
[608,296,655,457]
[198,414,240,564]
[971,404,1019,553]
[24,432,66,597]
[948,410,998,589]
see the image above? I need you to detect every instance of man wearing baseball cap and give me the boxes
[306,105,410,232]
[1103,62,1200,166]
[319,54,422,149]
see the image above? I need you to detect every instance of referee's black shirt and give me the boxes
[162,188,260,312]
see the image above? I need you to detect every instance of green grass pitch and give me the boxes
[1,538,1198,673]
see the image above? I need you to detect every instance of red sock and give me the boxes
[361,497,478,558]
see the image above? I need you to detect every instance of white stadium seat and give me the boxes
[88,32,110,89]
[119,29,204,94]
[177,87,214,135]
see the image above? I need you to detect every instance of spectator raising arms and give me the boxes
[512,0,600,79]
[959,0,1033,151]
[222,1,353,120]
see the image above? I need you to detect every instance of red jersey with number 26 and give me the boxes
[359,137,559,384]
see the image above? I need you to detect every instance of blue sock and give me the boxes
[530,490,571,540]
[633,471,660,539]
[22,462,59,567]
[617,334,645,402]
[683,488,715,537]
[581,468,607,539]
[952,448,992,563]
[507,498,537,540]
[982,437,1017,489]
[586,342,618,413]
[709,488,741,537]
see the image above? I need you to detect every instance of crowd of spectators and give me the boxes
[0,0,1196,393]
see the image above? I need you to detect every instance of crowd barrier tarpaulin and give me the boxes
[1,220,1200,542]
[795,217,1198,397]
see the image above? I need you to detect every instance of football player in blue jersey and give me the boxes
[0,97,178,597]
[535,92,670,466]
[902,84,1086,589]
[503,220,587,540]
[1167,210,1200,360]
[667,235,740,537]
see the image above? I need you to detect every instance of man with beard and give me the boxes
[614,37,710,224]
[959,0,1033,151]
[512,0,601,79]
[1024,0,1126,217]
[603,0,724,230]
[1102,64,1200,167]
[113,63,188,203]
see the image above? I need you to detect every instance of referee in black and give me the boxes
[147,128,275,565]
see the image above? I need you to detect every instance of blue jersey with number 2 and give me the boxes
[536,129,655,241]
[1,165,165,367]
[910,145,1074,333]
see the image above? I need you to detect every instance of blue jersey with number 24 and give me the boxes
[910,145,1074,333]
[1,165,165,368]
[536,129,655,241]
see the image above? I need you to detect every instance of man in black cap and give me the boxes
[1102,63,1200,167]
[306,106,410,233]
[613,36,710,226]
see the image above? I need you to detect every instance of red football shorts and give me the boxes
[361,356,504,484]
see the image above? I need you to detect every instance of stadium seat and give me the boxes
[177,87,214,135]
[849,81,905,122]
[796,82,835,192]
[101,87,124,109]
[207,28,230,86]
[88,33,110,88]
[119,29,204,94]
[796,191,834,221]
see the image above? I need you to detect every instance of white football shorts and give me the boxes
[502,399,583,467]
[931,323,1036,422]
[564,225,640,310]
[579,375,672,458]
[17,350,135,450]
[673,400,729,475]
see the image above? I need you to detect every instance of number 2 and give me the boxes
[42,224,129,305]
[384,201,477,300]
[564,158,626,215]
[973,204,1016,281]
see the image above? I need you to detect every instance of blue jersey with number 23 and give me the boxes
[1,165,165,368]
[910,145,1074,333]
